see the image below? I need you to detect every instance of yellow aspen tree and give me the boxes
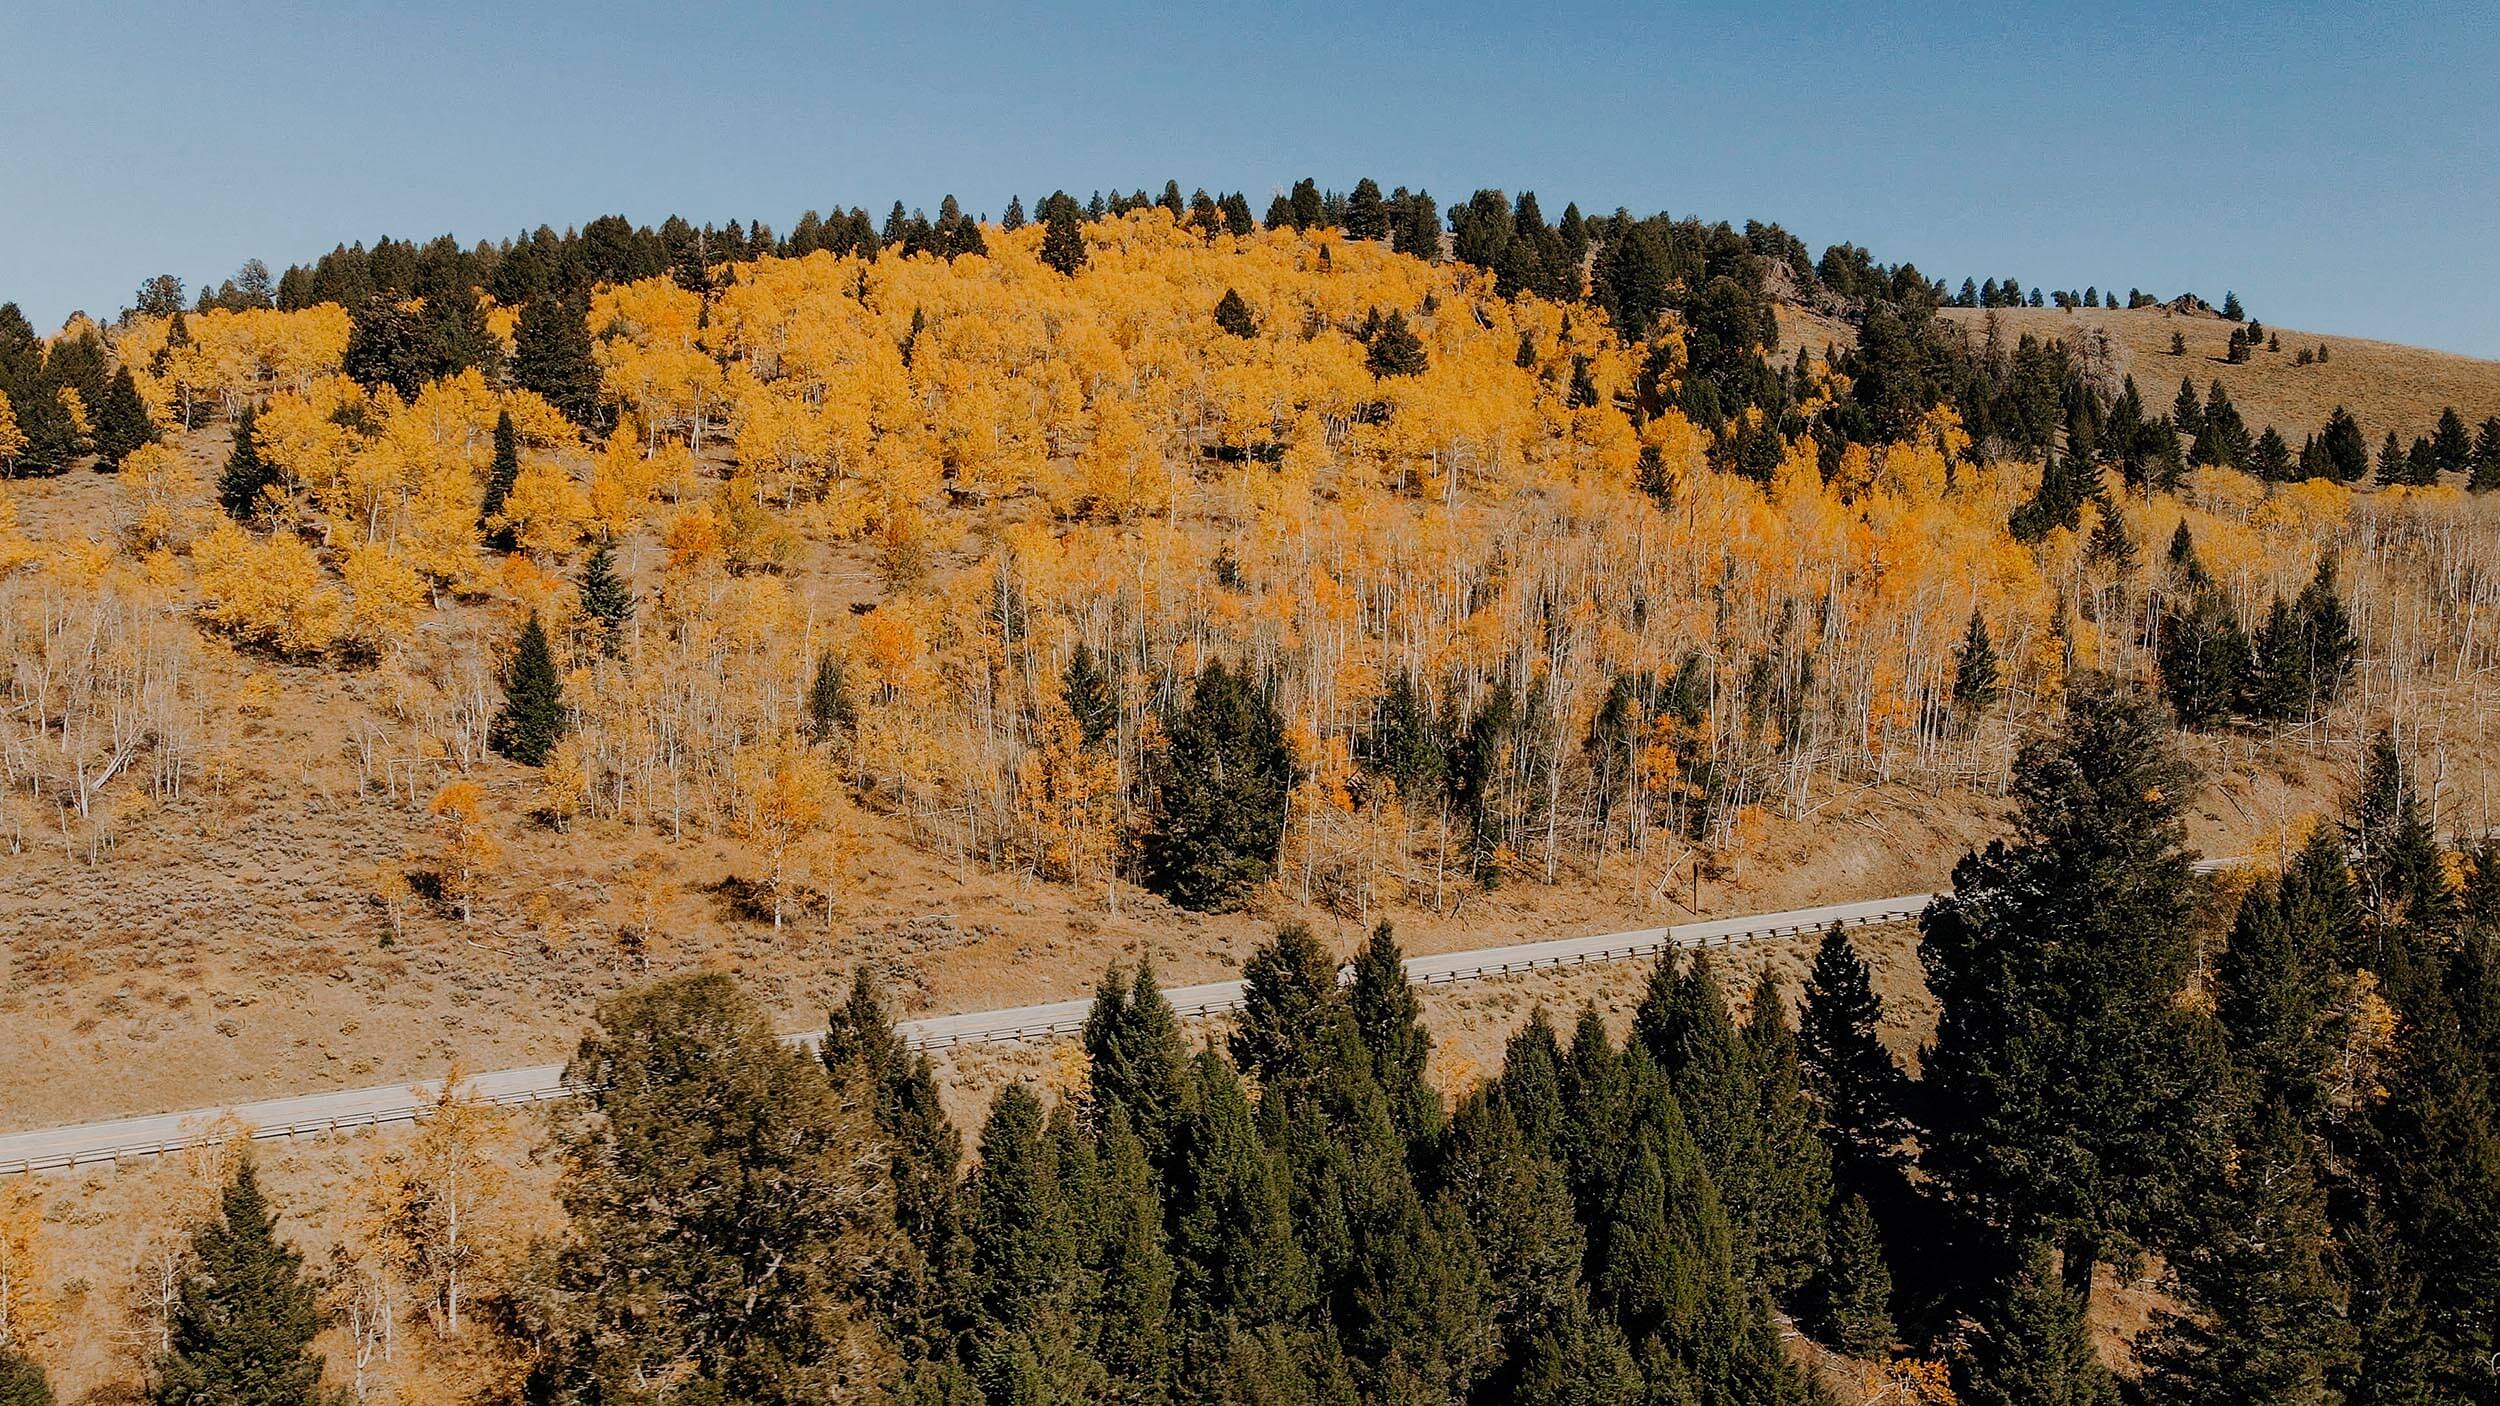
[1016,699,1122,897]
[426,781,500,924]
[362,1067,508,1338]
[730,738,830,931]
[0,389,24,468]
[495,459,593,557]
[340,541,429,652]
[193,519,342,655]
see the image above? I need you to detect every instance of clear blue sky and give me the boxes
[5,1,2494,355]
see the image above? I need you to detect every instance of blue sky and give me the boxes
[5,1,2494,354]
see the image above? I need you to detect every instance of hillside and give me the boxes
[1941,304,2500,443]
[5,188,2500,1406]
[1771,300,2500,449]
[7,206,2500,1134]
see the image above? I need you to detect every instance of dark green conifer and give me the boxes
[1952,607,2001,713]
[1799,924,1912,1194]
[93,366,157,470]
[1919,678,2228,1303]
[2345,731,2452,962]
[1343,178,1388,241]
[2139,1101,2353,1404]
[490,612,567,765]
[1081,962,1190,1167]
[514,292,602,431]
[1086,1106,1176,1403]
[1634,953,1779,1281]
[1062,642,1117,747]
[1348,922,1444,1155]
[2431,406,2472,473]
[1364,310,1428,378]
[1741,974,1832,1297]
[1955,1255,2117,1406]
[1815,1194,1895,1355]
[1163,1052,1317,1370]
[151,1160,328,1406]
[1212,287,1256,339]
[1039,194,1088,277]
[2158,586,2253,728]
[966,1084,1107,1401]
[574,540,634,657]
[480,410,519,549]
[1140,660,1294,910]
[216,404,277,522]
[546,975,900,1404]
[2469,415,2500,491]
[822,970,965,1358]
[2214,830,2351,1122]
[2377,430,2408,487]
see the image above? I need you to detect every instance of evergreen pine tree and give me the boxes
[2345,730,2453,962]
[1140,660,1294,910]
[2158,585,2253,728]
[1343,178,1387,241]
[1951,607,2001,713]
[574,540,634,657]
[2431,406,2472,473]
[965,1084,1108,1402]
[93,366,157,469]
[2471,416,2500,491]
[479,409,520,549]
[545,975,901,1405]
[151,1160,329,1406]
[490,612,567,765]
[216,403,276,522]
[2140,1102,2354,1404]
[2173,376,2203,435]
[1163,1051,1318,1379]
[2295,557,2357,708]
[822,971,965,1359]
[2242,595,2308,725]
[2377,430,2408,487]
[1039,194,1087,277]
[514,292,602,431]
[1919,678,2228,1303]
[1815,1194,1895,1355]
[1955,1255,2117,1406]
[1081,961,1190,1167]
[1085,1106,1176,1404]
[1741,974,1832,1297]
[1061,642,1117,747]
[2086,503,2137,574]
[1212,287,1256,339]
[1001,195,1026,231]
[1348,921,1445,1156]
[1799,924,1912,1195]
[1633,953,1780,1282]
[1364,310,1428,378]
[2216,828,2353,1121]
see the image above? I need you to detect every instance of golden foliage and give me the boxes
[193,520,341,655]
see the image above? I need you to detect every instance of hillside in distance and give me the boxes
[6,181,2500,1406]
[6,187,2500,1132]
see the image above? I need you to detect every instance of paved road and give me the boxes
[1,889,1936,1175]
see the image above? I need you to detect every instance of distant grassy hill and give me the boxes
[1777,301,2500,447]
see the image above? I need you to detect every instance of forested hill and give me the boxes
[5,174,2500,1403]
